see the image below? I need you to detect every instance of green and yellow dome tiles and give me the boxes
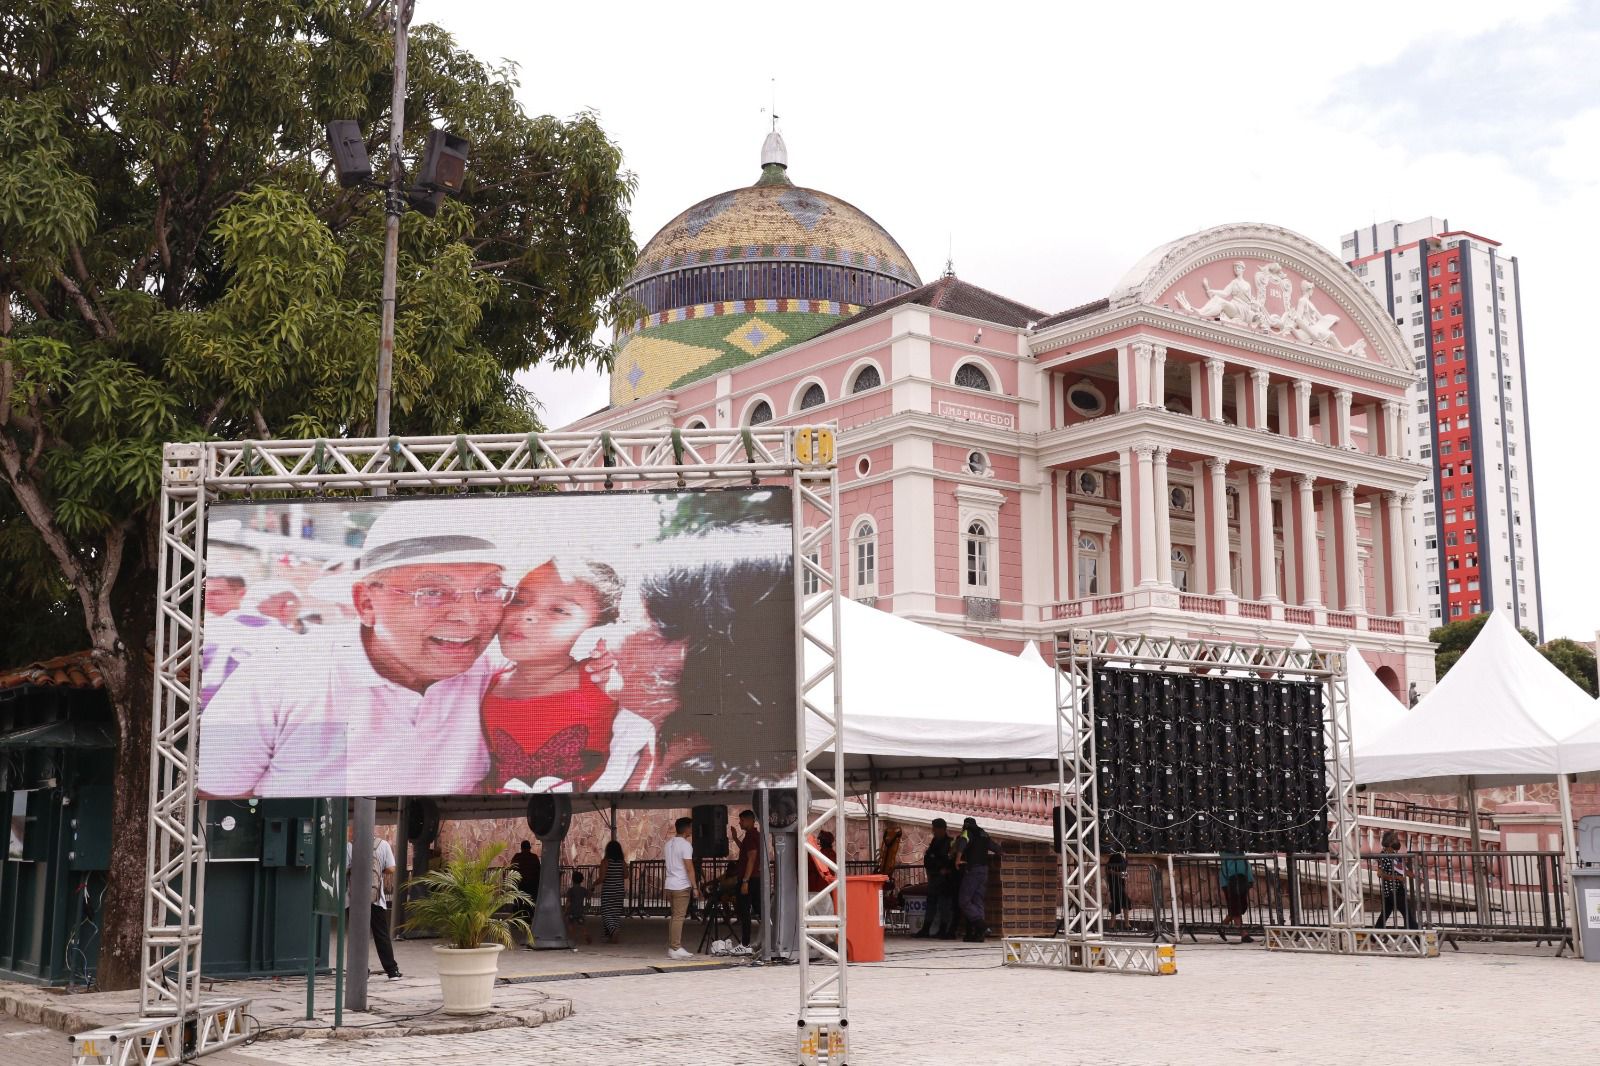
[612,132,921,406]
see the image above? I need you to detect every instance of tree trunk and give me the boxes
[92,559,159,992]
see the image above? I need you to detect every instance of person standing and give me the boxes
[509,840,541,945]
[599,840,627,943]
[954,817,999,942]
[1375,832,1414,929]
[664,816,698,960]
[1219,851,1255,943]
[915,819,955,939]
[346,829,401,980]
[731,809,764,949]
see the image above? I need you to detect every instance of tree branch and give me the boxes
[70,245,117,338]
[52,268,109,339]
[251,407,271,438]
[0,431,91,596]
[201,392,231,431]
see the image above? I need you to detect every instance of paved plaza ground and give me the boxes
[3,931,1591,1065]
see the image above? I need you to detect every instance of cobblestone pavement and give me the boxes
[207,940,1590,1066]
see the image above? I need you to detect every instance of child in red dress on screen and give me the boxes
[480,560,623,793]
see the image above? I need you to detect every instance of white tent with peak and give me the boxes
[1353,611,1600,791]
[1343,644,1408,752]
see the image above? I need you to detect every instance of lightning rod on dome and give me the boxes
[759,77,787,171]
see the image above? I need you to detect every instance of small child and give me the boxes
[481,561,622,792]
[566,870,591,944]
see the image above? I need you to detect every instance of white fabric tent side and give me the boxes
[803,602,1061,789]
[1353,612,1600,791]
[1556,694,1600,777]
[1344,645,1408,754]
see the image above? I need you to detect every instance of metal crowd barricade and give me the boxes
[1165,856,1287,941]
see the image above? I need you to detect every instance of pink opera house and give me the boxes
[575,133,1436,699]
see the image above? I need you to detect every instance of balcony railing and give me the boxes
[1045,589,1422,637]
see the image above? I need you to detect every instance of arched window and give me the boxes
[851,364,882,393]
[747,400,773,425]
[1172,547,1191,593]
[954,363,992,391]
[852,519,877,595]
[965,520,990,591]
[685,419,708,430]
[1076,533,1101,599]
[799,383,826,410]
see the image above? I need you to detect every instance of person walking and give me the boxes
[954,817,999,942]
[1218,851,1255,943]
[664,816,698,960]
[345,828,402,980]
[599,840,627,943]
[1374,832,1415,929]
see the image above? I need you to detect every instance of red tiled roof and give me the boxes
[0,651,105,692]
[1033,297,1110,331]
[817,274,1049,339]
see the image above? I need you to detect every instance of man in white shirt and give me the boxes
[663,815,698,959]
[347,830,401,979]
[198,505,517,798]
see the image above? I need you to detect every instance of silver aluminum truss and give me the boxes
[72,999,250,1066]
[1002,936,1178,975]
[1050,630,1361,959]
[131,428,844,1060]
[1264,925,1438,958]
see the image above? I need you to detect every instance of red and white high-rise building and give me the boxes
[1340,219,1543,636]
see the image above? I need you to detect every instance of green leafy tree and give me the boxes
[1538,637,1598,698]
[1,0,634,989]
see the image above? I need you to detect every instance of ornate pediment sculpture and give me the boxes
[1174,259,1368,358]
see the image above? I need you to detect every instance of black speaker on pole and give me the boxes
[692,804,728,859]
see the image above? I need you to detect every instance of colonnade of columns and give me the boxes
[1096,341,1407,460]
[1091,447,1415,616]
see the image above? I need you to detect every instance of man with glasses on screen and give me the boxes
[198,502,516,798]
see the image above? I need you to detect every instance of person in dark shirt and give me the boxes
[954,817,999,942]
[731,809,764,948]
[915,818,956,939]
[566,869,591,944]
[1375,832,1415,929]
[1105,852,1131,932]
[509,840,541,945]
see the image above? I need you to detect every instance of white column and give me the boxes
[1134,342,1153,408]
[1399,492,1418,615]
[1315,391,1332,445]
[1297,476,1322,607]
[1192,460,1211,593]
[1237,470,1255,600]
[1151,345,1168,409]
[1117,448,1135,592]
[1205,358,1226,422]
[1135,444,1157,586]
[1207,458,1232,596]
[1274,382,1290,437]
[1116,345,1135,412]
[1154,448,1173,586]
[1339,482,1361,611]
[1250,370,1271,430]
[1232,373,1249,427]
[1293,379,1313,440]
[1282,476,1300,605]
[1335,389,1353,449]
[1254,467,1278,601]
[1384,492,1406,617]
[1382,401,1402,458]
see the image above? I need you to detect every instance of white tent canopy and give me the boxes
[804,600,1061,789]
[1344,644,1408,753]
[1353,611,1600,791]
[1555,693,1600,778]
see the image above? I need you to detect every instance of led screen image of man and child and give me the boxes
[195,491,797,800]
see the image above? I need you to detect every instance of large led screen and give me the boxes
[196,489,796,799]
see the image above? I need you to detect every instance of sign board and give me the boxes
[196,490,797,798]
[936,401,1015,429]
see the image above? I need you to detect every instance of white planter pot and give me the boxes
[432,944,504,1015]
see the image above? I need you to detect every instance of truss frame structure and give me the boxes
[1051,630,1361,954]
[1001,936,1177,975]
[1264,925,1438,958]
[72,999,250,1066]
[134,428,845,1059]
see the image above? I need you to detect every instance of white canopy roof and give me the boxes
[1354,611,1600,790]
[804,601,1061,788]
[1554,693,1600,778]
[1344,644,1408,752]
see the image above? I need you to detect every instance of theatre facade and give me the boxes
[576,139,1435,699]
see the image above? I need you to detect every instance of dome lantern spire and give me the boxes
[757,128,790,186]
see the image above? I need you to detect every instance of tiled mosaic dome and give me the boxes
[611,133,921,406]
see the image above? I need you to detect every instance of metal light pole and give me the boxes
[347,0,412,1016]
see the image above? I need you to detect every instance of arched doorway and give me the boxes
[1374,665,1402,702]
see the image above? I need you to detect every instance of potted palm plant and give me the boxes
[400,842,532,1015]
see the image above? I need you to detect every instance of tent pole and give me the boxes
[865,787,880,866]
[1463,776,1488,926]
[1557,773,1582,956]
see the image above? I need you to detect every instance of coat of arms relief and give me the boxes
[1172,260,1368,359]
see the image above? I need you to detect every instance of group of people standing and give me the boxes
[914,817,1001,942]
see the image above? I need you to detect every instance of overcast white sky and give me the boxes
[435,0,1598,642]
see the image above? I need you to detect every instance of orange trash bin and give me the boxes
[844,874,888,962]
